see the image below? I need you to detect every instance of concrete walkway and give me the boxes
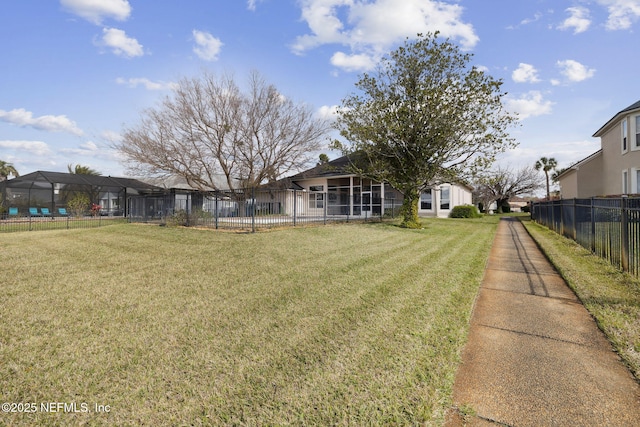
[447,217,640,426]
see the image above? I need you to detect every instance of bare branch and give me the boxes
[115,71,331,191]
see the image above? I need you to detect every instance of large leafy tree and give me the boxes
[334,33,518,228]
[115,71,331,191]
[0,160,19,181]
[534,157,557,200]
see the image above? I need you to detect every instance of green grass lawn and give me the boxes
[0,217,499,426]
[522,218,640,380]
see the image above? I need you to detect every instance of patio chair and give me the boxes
[58,208,68,216]
[29,207,41,217]
[41,207,52,217]
[8,207,18,216]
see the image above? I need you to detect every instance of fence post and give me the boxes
[251,186,256,233]
[621,196,629,272]
[590,198,596,253]
[572,198,577,240]
[323,192,327,225]
[559,200,565,236]
[293,189,297,227]
[214,196,219,230]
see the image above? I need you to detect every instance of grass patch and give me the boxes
[0,217,499,425]
[522,218,640,380]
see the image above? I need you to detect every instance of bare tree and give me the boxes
[115,71,331,190]
[474,165,542,213]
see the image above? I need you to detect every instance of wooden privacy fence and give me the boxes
[531,197,640,276]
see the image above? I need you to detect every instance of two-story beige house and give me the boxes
[558,100,640,198]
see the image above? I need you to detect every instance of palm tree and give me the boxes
[62,164,103,212]
[535,157,557,200]
[0,160,19,181]
[67,164,101,175]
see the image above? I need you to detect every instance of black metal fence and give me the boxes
[0,213,127,233]
[128,188,403,232]
[0,188,404,233]
[531,197,640,276]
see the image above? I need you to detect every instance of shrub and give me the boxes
[167,210,189,227]
[67,194,90,217]
[449,204,482,218]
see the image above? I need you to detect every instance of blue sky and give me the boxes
[1,0,639,178]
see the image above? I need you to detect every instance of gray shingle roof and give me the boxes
[593,99,640,137]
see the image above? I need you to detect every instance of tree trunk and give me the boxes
[400,188,422,228]
[545,171,551,200]
[496,197,509,213]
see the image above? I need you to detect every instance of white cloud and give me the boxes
[98,28,144,58]
[82,141,98,151]
[521,12,543,26]
[598,0,640,30]
[558,7,591,33]
[61,0,132,25]
[192,30,223,61]
[0,108,83,136]
[247,0,263,11]
[317,105,342,120]
[506,12,544,30]
[292,0,478,72]
[500,139,601,170]
[116,77,177,91]
[60,141,101,156]
[101,130,122,143]
[330,51,377,72]
[0,140,52,156]
[512,63,541,83]
[504,91,554,120]
[556,59,596,82]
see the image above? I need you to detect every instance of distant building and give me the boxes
[558,100,640,197]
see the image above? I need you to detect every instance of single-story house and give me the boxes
[558,99,640,198]
[269,155,473,218]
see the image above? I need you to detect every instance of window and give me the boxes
[623,170,629,194]
[309,193,324,209]
[635,169,640,194]
[420,190,432,210]
[636,116,640,148]
[440,187,450,210]
[309,185,324,192]
[622,118,628,152]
